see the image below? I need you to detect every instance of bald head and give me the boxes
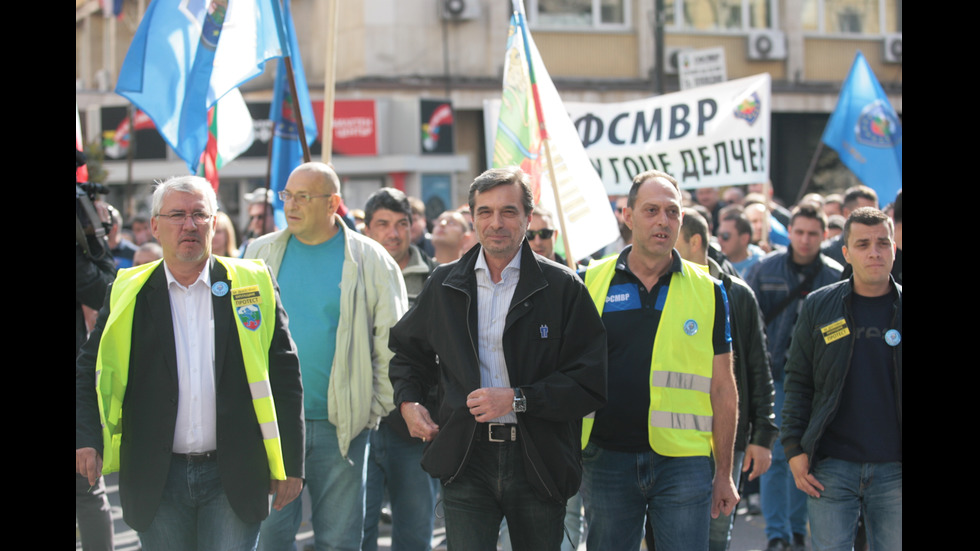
[291,162,341,196]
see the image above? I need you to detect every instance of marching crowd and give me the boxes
[77,163,901,551]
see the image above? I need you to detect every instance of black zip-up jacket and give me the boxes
[388,241,608,503]
[708,259,778,452]
[781,277,902,469]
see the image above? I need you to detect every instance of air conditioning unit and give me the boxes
[883,34,902,63]
[441,0,480,20]
[747,30,787,61]
[664,47,691,75]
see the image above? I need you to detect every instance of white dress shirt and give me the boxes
[163,262,217,454]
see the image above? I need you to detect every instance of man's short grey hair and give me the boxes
[532,205,555,229]
[468,167,534,216]
[151,176,217,217]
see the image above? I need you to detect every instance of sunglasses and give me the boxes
[526,229,555,240]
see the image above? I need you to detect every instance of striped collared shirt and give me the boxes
[474,249,522,423]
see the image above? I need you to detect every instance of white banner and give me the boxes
[487,74,771,195]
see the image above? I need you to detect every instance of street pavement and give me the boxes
[81,472,780,551]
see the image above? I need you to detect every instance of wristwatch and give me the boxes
[513,387,527,413]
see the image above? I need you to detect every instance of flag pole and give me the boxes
[796,142,823,204]
[274,0,311,163]
[284,59,311,162]
[514,3,575,268]
[321,0,339,163]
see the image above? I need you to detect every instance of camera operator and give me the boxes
[75,150,116,551]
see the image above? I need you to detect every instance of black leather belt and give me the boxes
[476,423,519,443]
[172,451,218,462]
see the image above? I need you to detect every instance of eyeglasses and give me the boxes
[526,229,555,240]
[278,190,333,206]
[157,211,213,225]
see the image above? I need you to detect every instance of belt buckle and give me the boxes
[488,423,506,442]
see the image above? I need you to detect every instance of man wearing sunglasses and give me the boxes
[526,206,564,266]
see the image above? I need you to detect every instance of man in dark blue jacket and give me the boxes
[782,207,902,551]
[745,203,842,551]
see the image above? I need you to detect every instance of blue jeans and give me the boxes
[362,421,438,551]
[139,456,260,551]
[581,443,712,551]
[708,450,745,551]
[807,459,902,551]
[259,420,369,551]
[442,438,565,551]
[761,380,808,540]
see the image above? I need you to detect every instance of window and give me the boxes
[801,0,901,35]
[665,0,775,31]
[528,0,628,29]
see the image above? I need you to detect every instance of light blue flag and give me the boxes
[269,0,318,229]
[116,0,284,172]
[821,51,902,204]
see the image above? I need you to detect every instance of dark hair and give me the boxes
[628,170,679,208]
[843,185,878,211]
[719,205,752,237]
[893,189,902,223]
[364,187,411,227]
[842,207,893,247]
[790,202,829,231]
[468,167,534,216]
[680,207,708,246]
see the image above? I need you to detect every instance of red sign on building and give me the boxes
[314,99,378,156]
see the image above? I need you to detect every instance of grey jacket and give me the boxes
[245,216,408,457]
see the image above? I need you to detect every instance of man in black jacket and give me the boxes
[676,208,777,551]
[783,207,902,551]
[389,167,607,551]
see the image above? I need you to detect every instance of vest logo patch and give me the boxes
[820,317,849,344]
[604,283,641,312]
[236,304,262,331]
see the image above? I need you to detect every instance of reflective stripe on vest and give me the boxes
[95,258,287,480]
[582,255,716,457]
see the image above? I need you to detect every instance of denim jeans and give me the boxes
[581,443,712,551]
[761,380,808,540]
[138,456,260,551]
[442,438,565,551]
[708,450,745,551]
[807,458,902,551]
[259,420,369,551]
[362,421,439,551]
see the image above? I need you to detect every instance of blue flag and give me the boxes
[821,51,902,204]
[269,0,318,229]
[116,0,284,172]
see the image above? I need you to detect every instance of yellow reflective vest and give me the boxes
[94,257,287,480]
[583,254,717,457]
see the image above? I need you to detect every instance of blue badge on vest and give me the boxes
[211,281,229,297]
[604,283,641,312]
[236,304,262,331]
[684,319,699,336]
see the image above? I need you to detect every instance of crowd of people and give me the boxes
[77,163,901,551]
